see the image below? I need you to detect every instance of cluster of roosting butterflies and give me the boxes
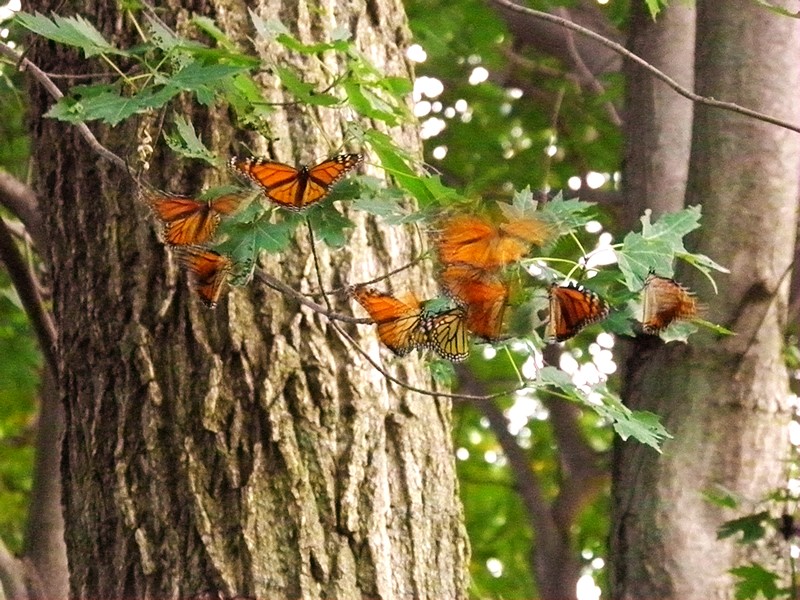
[352,211,699,362]
[140,151,700,363]
[141,153,364,305]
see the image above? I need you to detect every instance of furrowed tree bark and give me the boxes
[612,0,800,597]
[25,0,469,598]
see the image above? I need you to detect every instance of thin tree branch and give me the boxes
[490,0,800,134]
[254,269,369,325]
[0,173,45,251]
[555,7,622,127]
[0,217,57,376]
[0,42,128,172]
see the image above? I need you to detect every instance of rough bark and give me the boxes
[26,0,469,598]
[612,0,800,597]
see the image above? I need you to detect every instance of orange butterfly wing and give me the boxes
[439,263,508,341]
[547,283,608,341]
[435,214,530,269]
[209,194,244,216]
[176,247,232,307]
[641,274,698,334]
[498,217,553,246]
[230,154,362,210]
[421,307,470,362]
[302,154,363,208]
[147,193,242,245]
[352,286,427,356]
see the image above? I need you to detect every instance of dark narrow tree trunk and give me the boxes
[24,369,67,600]
[612,0,800,597]
[25,0,469,598]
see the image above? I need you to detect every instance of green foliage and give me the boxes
[537,366,670,451]
[15,12,130,58]
[731,564,782,600]
[717,511,772,544]
[714,450,800,600]
[0,289,40,553]
[406,0,623,195]
[164,115,217,164]
[644,0,669,19]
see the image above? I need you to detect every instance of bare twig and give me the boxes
[254,269,369,324]
[0,42,129,172]
[312,254,426,297]
[491,0,800,134]
[327,315,505,401]
[555,7,622,127]
[0,172,45,251]
[0,217,58,376]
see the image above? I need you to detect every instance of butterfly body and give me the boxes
[547,282,608,342]
[641,274,698,334]
[229,153,362,211]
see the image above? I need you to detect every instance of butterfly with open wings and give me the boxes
[229,153,363,211]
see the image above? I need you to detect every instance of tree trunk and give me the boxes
[619,0,694,230]
[24,369,68,600]
[612,0,800,597]
[26,0,469,598]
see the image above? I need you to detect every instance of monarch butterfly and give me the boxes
[439,263,508,341]
[351,286,469,361]
[175,246,232,308]
[547,282,608,341]
[434,213,552,269]
[641,273,698,334]
[351,286,427,356]
[420,306,470,362]
[145,192,243,246]
[229,153,363,211]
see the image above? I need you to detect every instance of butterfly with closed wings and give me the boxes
[175,246,232,308]
[641,273,698,334]
[351,286,469,362]
[546,282,609,342]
